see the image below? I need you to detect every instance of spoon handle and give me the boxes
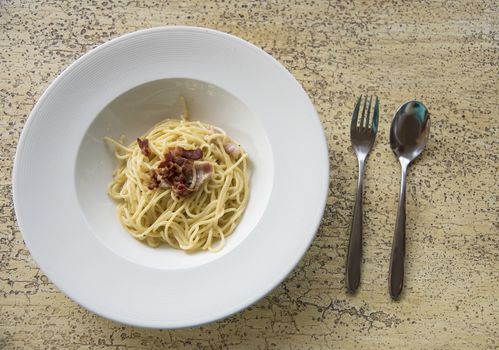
[346,159,365,293]
[389,160,408,299]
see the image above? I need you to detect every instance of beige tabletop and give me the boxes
[1,1,498,349]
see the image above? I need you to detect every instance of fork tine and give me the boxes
[372,96,379,133]
[359,95,367,128]
[351,95,362,129]
[365,96,373,128]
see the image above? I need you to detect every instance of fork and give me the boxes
[346,95,379,293]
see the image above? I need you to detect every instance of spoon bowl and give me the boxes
[390,101,431,163]
[388,101,430,299]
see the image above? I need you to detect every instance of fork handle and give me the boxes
[388,160,408,299]
[346,159,365,293]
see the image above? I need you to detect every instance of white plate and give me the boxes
[13,27,329,328]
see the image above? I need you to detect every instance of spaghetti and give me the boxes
[105,105,249,252]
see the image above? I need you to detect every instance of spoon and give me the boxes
[388,101,430,299]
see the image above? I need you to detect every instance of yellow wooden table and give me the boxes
[1,1,497,348]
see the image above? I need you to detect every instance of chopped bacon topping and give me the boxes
[169,147,203,160]
[148,147,212,197]
[194,161,213,188]
[137,138,151,157]
[223,142,241,159]
[182,148,203,160]
[148,169,160,190]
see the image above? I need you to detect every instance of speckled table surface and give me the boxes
[1,1,498,349]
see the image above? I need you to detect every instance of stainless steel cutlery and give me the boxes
[346,98,430,298]
[388,101,430,299]
[346,95,379,293]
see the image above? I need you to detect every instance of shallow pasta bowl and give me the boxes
[13,27,328,328]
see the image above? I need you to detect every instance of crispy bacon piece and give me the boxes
[223,142,241,159]
[193,161,213,188]
[169,147,202,160]
[182,148,203,160]
[149,147,212,197]
[137,138,151,157]
[148,169,160,190]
